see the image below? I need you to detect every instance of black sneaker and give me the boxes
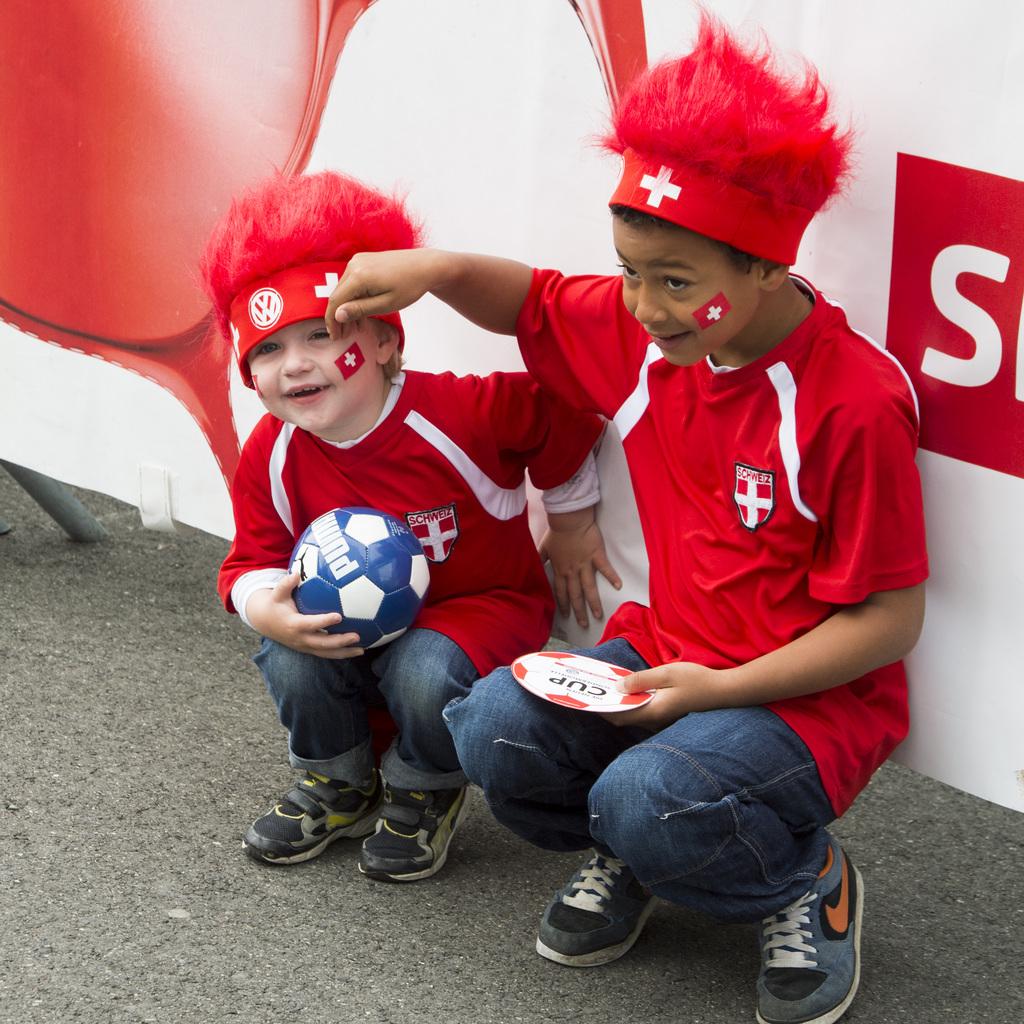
[756,840,864,1024]
[243,770,382,865]
[358,784,468,882]
[536,851,656,967]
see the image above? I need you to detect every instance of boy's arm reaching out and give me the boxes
[614,583,926,730]
[325,250,533,338]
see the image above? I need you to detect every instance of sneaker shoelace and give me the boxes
[761,891,820,969]
[562,854,628,914]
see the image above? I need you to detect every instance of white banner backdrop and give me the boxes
[2,0,1021,810]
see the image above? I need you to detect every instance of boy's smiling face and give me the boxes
[246,317,398,442]
[612,215,792,369]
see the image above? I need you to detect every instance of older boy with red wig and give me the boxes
[325,15,927,1023]
[202,171,609,882]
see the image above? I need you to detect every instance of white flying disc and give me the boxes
[510,651,654,713]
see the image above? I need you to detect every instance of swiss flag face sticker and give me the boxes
[335,342,365,380]
[694,292,731,329]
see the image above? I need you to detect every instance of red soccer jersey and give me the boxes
[517,269,929,815]
[219,370,603,675]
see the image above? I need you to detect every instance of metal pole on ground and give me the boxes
[0,460,109,542]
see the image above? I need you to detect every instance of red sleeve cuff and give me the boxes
[809,560,929,606]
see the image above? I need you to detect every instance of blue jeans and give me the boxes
[444,638,836,922]
[255,627,478,791]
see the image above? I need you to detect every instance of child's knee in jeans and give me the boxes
[444,683,512,783]
[589,743,736,870]
[253,638,342,699]
[254,637,310,679]
[446,691,568,800]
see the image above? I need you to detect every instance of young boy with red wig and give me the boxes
[324,15,927,1023]
[202,171,610,882]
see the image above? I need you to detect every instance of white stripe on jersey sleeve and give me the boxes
[232,568,288,629]
[268,422,296,534]
[612,342,663,441]
[766,361,818,523]
[541,447,600,514]
[403,410,527,521]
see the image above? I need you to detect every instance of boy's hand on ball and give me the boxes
[249,573,365,659]
[611,662,723,729]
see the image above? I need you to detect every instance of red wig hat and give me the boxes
[605,13,853,264]
[201,171,423,387]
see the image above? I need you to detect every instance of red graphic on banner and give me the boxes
[568,2,648,105]
[0,0,387,486]
[0,0,647,488]
[886,154,1024,479]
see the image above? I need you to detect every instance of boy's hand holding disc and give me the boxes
[611,661,723,729]
[511,651,655,713]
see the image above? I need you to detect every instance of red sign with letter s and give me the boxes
[886,153,1024,479]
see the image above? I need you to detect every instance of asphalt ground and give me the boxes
[1,469,1022,1024]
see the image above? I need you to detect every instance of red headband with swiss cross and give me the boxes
[228,261,404,388]
[609,148,815,265]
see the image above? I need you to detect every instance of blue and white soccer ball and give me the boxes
[290,507,430,648]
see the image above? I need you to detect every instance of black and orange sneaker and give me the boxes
[358,784,468,882]
[756,839,864,1024]
[243,770,382,865]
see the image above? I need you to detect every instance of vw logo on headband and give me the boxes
[248,287,283,330]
